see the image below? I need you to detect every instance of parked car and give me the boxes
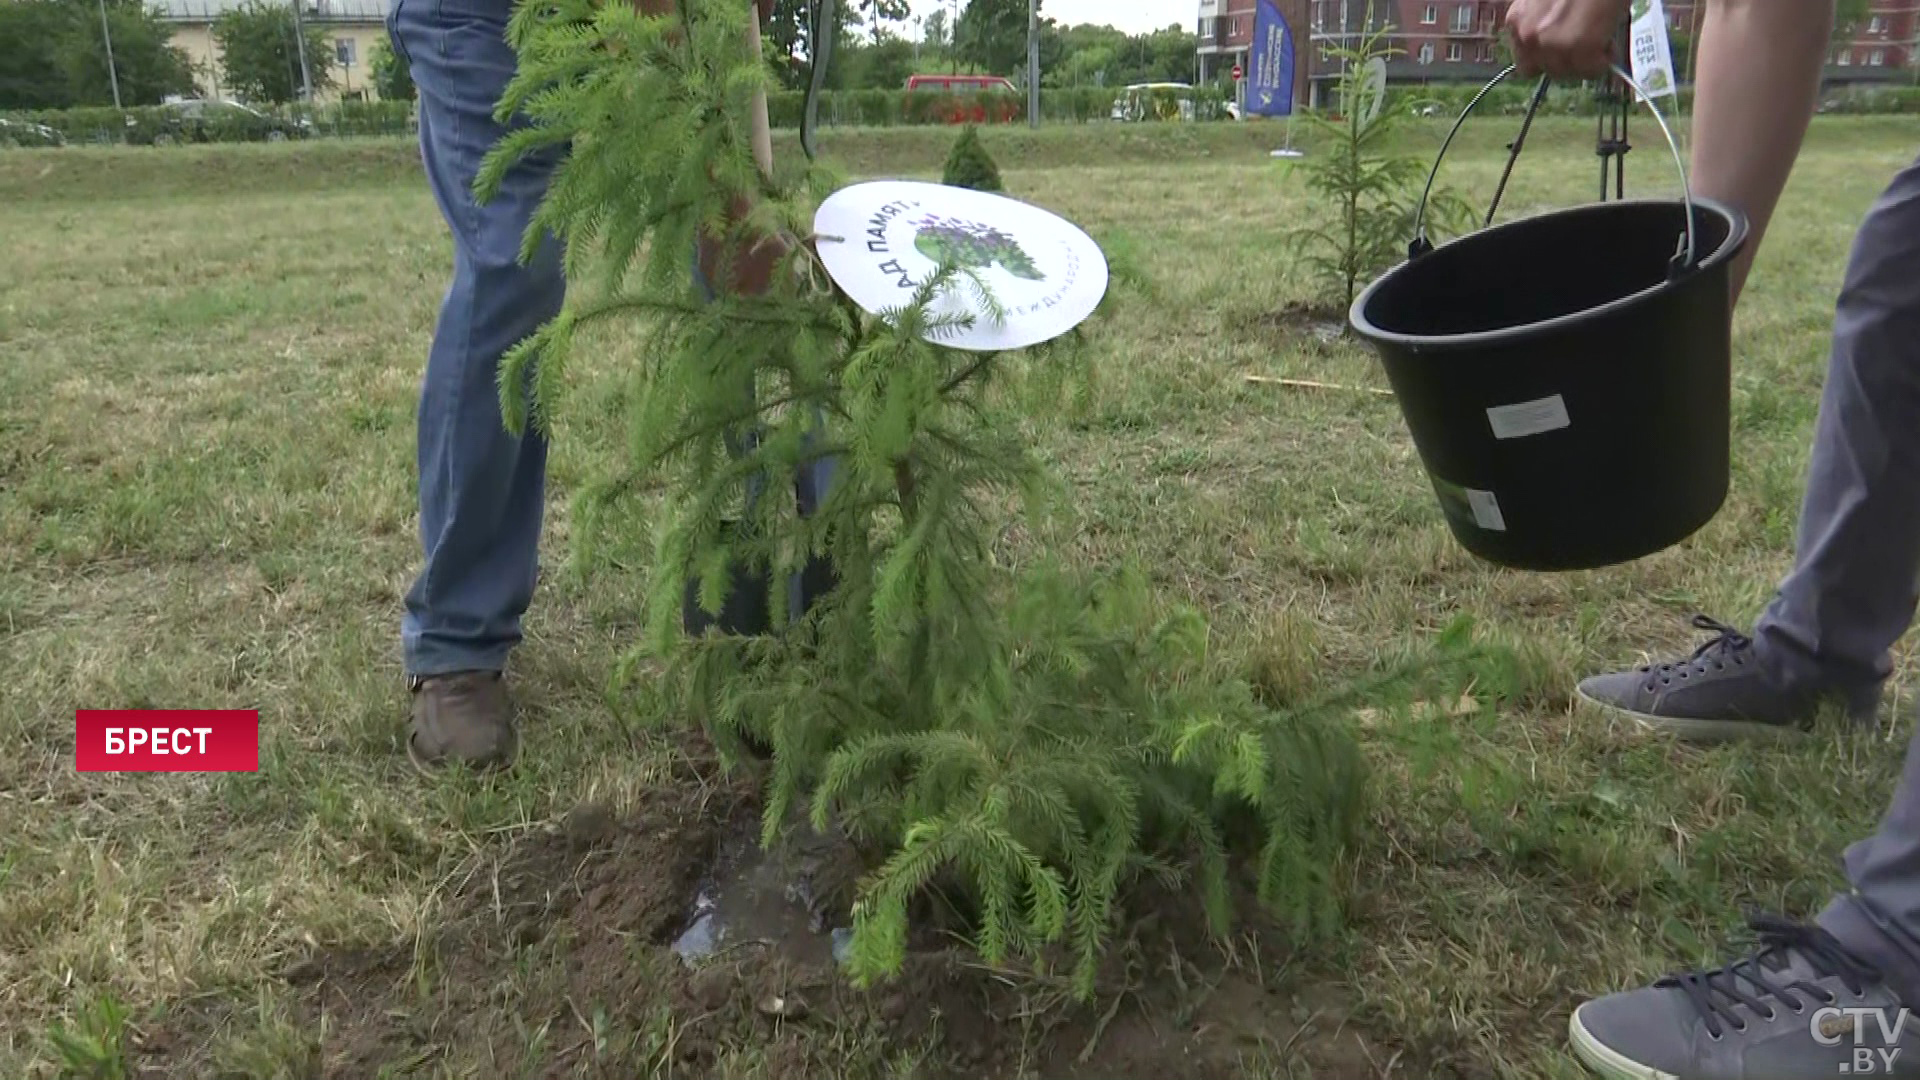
[903,73,1022,125]
[905,74,1018,95]
[127,100,313,146]
[0,118,66,148]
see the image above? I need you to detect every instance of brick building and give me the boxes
[1831,1,1918,71]
[1294,1,1507,104]
[1204,0,1920,110]
[1659,0,1918,80]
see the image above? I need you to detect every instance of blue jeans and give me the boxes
[389,0,564,678]
[388,0,839,673]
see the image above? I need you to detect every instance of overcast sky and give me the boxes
[902,0,1197,38]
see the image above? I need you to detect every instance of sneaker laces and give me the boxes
[1658,913,1882,1039]
[1642,614,1752,690]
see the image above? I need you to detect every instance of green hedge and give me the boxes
[1387,80,1920,119]
[9,81,1915,147]
[287,100,419,137]
[2,100,416,145]
[1383,81,1694,119]
[764,85,1233,127]
[10,106,128,144]
[1816,83,1920,114]
[6,87,1229,146]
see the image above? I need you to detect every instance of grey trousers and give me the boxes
[1755,149,1920,694]
[1759,148,1920,995]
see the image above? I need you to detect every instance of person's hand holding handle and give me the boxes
[1504,0,1835,307]
[1503,0,1626,78]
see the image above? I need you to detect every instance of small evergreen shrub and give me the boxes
[941,125,1003,191]
[480,0,1515,998]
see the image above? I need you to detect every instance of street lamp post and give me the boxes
[97,0,122,108]
[1026,0,1038,127]
[290,0,315,102]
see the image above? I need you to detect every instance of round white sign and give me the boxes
[811,180,1110,353]
[1359,57,1388,125]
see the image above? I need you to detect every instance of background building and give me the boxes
[1831,0,1918,71]
[1297,0,1505,106]
[1660,0,1917,81]
[155,0,391,103]
[1204,0,1920,110]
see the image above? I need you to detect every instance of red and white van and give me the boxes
[904,74,1018,95]
[903,74,1021,125]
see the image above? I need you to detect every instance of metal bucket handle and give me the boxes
[1407,63,1697,275]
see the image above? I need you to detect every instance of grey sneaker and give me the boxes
[1576,614,1880,742]
[407,671,517,772]
[1571,914,1920,1080]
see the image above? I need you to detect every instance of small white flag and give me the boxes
[1627,0,1679,99]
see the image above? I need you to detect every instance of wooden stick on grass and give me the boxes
[1243,374,1395,398]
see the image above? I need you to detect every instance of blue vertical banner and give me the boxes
[1247,0,1295,117]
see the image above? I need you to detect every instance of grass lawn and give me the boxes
[3,116,1918,1080]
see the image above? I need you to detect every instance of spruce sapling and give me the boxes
[477,0,1514,1000]
[1283,16,1475,311]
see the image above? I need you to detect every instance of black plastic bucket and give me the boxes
[1350,66,1750,572]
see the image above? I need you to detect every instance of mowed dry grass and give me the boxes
[2,118,1918,1079]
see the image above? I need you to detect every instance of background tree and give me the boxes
[1834,0,1870,34]
[955,0,1029,74]
[1040,23,1113,85]
[831,32,918,89]
[824,4,873,85]
[1047,42,1112,86]
[64,0,199,105]
[0,1,78,109]
[762,0,810,87]
[1,0,195,109]
[1036,22,1193,87]
[738,11,1211,92]
[1668,28,1692,80]
[764,0,909,90]
[370,35,413,101]
[213,0,335,104]
[1132,24,1198,83]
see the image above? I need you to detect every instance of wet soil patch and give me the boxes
[279,778,755,1079]
[1244,300,1353,347]
[138,771,1412,1079]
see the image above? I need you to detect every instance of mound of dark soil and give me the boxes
[137,764,1408,1079]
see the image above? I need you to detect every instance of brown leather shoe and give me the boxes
[407,671,517,772]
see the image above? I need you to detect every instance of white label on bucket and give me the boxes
[1485,394,1571,440]
[1467,488,1507,532]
